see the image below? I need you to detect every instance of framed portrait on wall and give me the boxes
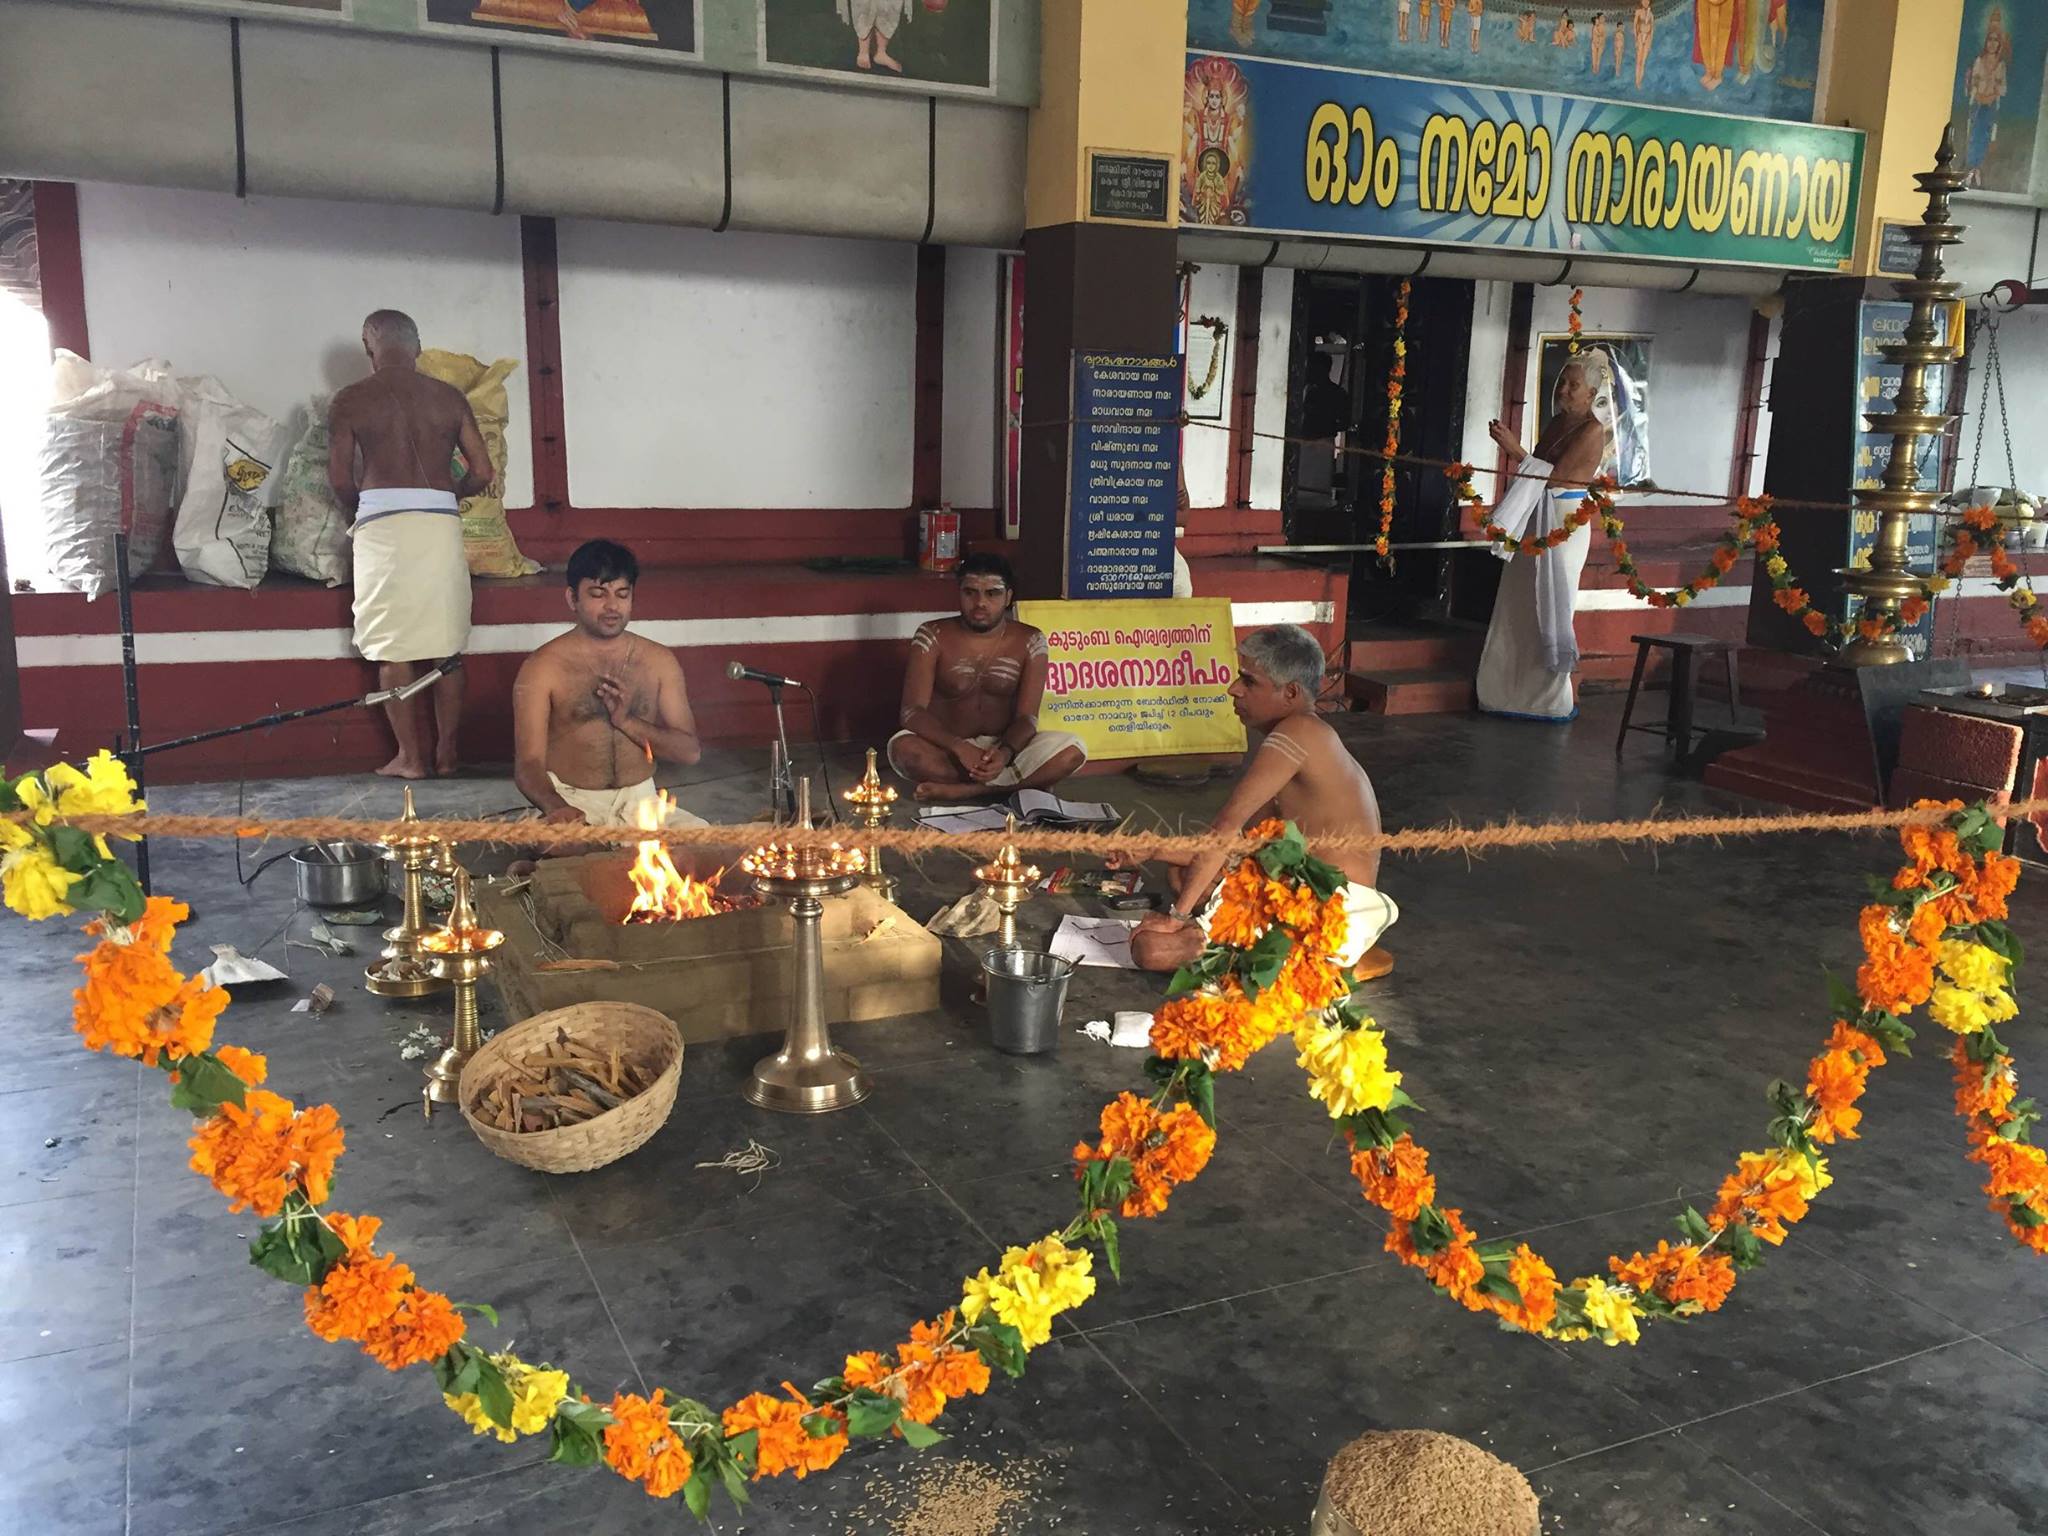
[1535,333,1653,490]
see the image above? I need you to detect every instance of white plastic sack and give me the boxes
[34,351,181,599]
[269,397,351,587]
[170,372,289,589]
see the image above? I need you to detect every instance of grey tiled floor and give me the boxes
[5,700,2047,1534]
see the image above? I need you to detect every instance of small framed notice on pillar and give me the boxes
[1065,352,1183,599]
[1088,151,1172,224]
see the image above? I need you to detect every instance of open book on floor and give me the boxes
[916,787,1121,832]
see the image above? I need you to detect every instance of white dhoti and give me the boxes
[886,730,1087,788]
[545,773,708,829]
[840,0,911,37]
[1200,881,1398,970]
[350,491,470,664]
[1475,468,1589,723]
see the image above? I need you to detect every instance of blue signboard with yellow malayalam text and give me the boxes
[1182,50,1863,269]
[1065,354,1183,600]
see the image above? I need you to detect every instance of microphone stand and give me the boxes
[766,680,797,823]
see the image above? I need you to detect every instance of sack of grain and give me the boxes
[415,348,538,579]
[35,351,181,599]
[169,371,290,589]
[268,398,352,587]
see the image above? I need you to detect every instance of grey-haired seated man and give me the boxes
[1119,623,1398,979]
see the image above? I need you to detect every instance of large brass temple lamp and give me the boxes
[1836,129,1966,666]
[740,779,870,1114]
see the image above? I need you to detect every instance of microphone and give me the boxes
[727,661,803,688]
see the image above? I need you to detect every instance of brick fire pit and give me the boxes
[476,850,942,1044]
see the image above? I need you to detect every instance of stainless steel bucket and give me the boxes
[291,841,388,908]
[982,947,1074,1054]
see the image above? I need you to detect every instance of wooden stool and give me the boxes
[1616,633,1741,756]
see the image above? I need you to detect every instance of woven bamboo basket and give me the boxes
[458,1002,683,1173]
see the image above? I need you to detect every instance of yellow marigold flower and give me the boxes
[1926,573,1953,594]
[1672,589,1692,607]
[1766,554,1788,578]
[1572,1277,1642,1347]
[959,1234,1096,1349]
[1294,1015,1401,1119]
[1780,1149,1830,1202]
[1938,941,2010,995]
[0,818,32,853]
[1,846,82,920]
[1984,988,2019,1024]
[444,1354,571,1443]
[43,752,143,821]
[1930,984,1993,1035]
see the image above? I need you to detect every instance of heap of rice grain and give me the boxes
[1315,1430,1540,1536]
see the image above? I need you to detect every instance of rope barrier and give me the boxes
[25,798,2044,863]
[1029,408,1965,519]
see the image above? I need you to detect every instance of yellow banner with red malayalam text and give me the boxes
[1017,598,1247,761]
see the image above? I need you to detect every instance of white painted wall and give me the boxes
[1249,267,1294,512]
[1181,262,1240,508]
[73,183,533,509]
[1962,302,2048,493]
[1525,282,1758,499]
[557,221,914,510]
[942,246,1000,510]
[1461,280,1515,476]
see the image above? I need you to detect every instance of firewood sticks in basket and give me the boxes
[469,1026,651,1134]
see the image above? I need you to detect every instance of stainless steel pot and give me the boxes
[291,842,389,908]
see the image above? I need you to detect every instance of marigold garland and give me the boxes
[1444,465,1850,643]
[1376,279,1411,567]
[8,759,2044,1521]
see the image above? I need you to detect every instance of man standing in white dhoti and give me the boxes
[839,0,912,73]
[1473,349,1615,722]
[329,310,493,779]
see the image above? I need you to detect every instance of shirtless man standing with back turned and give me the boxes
[887,552,1088,801]
[1123,624,1398,979]
[328,309,493,778]
[512,540,707,829]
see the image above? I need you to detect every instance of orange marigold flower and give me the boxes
[1421,1210,1486,1307]
[1074,1092,1217,1220]
[1351,1133,1435,1221]
[1900,596,1930,626]
[1383,1217,1422,1268]
[842,1350,890,1390]
[1495,1243,1559,1333]
[605,1390,693,1496]
[325,1211,383,1257]
[1952,1038,2018,1124]
[304,1249,413,1343]
[189,1089,342,1217]
[1975,1134,2048,1204]
[724,1386,845,1480]
[1802,610,1829,637]
[1610,1240,1737,1313]
[1711,546,1738,574]
[1773,586,1808,614]
[215,1045,268,1086]
[1709,1154,1811,1246]
[360,1287,464,1371]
